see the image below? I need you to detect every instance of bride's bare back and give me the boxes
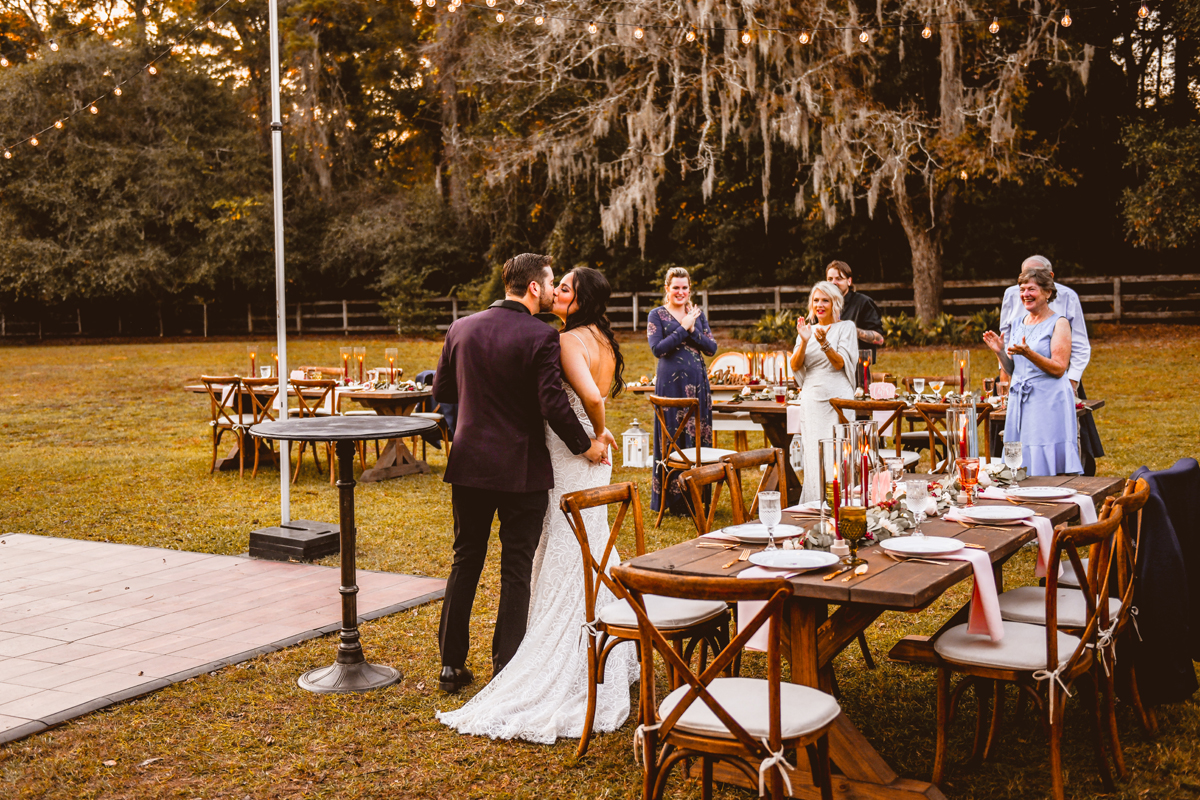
[560,326,614,437]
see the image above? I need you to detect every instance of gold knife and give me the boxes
[823,564,853,581]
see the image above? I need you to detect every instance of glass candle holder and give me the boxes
[385,347,398,385]
[353,346,366,383]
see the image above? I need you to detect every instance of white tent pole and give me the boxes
[268,0,290,524]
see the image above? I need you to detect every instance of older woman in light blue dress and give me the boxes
[983,268,1082,476]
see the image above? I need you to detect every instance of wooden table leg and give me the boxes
[355,401,432,482]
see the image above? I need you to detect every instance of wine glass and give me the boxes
[983,377,995,398]
[929,379,944,397]
[758,491,782,551]
[885,457,905,492]
[912,377,926,397]
[1004,441,1023,488]
[906,480,928,537]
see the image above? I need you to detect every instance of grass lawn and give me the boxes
[0,324,1197,799]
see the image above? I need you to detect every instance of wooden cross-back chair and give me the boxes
[239,377,281,478]
[721,448,788,519]
[679,463,742,536]
[200,376,249,476]
[289,378,338,483]
[612,564,840,800]
[913,402,994,469]
[932,500,1125,800]
[560,482,729,759]
[648,395,735,527]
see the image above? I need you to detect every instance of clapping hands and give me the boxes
[982,330,1005,355]
[795,316,812,343]
[681,303,701,332]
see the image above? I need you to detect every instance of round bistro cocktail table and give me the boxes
[249,415,437,693]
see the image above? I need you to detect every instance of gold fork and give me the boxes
[721,549,751,569]
[957,521,1008,532]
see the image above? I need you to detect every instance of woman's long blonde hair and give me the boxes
[807,281,845,323]
[662,266,690,305]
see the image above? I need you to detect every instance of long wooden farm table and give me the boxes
[623,473,1124,799]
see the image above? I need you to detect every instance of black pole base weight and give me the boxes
[298,660,401,694]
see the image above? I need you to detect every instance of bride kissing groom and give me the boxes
[433,253,640,744]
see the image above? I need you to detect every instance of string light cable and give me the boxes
[2,0,239,158]
[434,1,1104,40]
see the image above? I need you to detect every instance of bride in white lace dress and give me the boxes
[437,267,639,743]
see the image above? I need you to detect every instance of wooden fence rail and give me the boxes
[3,274,1198,338]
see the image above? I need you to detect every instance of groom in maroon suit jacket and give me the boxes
[432,253,610,692]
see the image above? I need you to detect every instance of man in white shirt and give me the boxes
[996,255,1104,474]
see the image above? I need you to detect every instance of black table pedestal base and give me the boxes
[298,661,401,693]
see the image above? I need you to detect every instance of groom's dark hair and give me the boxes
[502,253,553,298]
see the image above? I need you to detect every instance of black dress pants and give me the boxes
[438,484,548,674]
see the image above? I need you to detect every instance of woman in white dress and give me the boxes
[788,281,859,503]
[437,267,639,744]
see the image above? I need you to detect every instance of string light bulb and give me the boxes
[3,150,10,159]
[922,24,932,38]
[741,31,751,44]
[142,5,150,15]
[50,40,59,51]
[0,57,8,67]
[90,105,98,114]
[447,3,456,11]
[588,21,598,34]
[148,65,158,75]
[114,86,122,96]
[426,0,435,6]
[495,11,504,22]
[485,0,494,6]
[989,17,999,34]
[959,169,968,180]
[859,29,870,44]
[634,27,644,40]
[1138,2,1149,18]
[54,120,64,129]
[514,0,523,5]
[411,0,420,5]
[1060,9,1072,27]
[30,137,39,146]
[798,29,810,44]
[534,15,543,24]
[685,29,696,43]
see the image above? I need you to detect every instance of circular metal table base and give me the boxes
[297,661,402,694]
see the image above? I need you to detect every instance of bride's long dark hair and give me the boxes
[563,267,625,398]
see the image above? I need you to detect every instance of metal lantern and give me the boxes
[622,419,652,468]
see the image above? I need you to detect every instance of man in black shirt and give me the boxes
[825,261,884,369]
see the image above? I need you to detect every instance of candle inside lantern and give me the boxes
[832,477,841,535]
[959,417,968,459]
[959,360,965,394]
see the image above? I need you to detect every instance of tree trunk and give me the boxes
[892,176,954,323]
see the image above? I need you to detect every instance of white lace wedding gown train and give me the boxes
[436,386,639,743]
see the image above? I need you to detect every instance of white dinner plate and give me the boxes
[714,523,807,543]
[959,506,1036,524]
[748,550,840,572]
[880,537,965,556]
[1006,486,1077,500]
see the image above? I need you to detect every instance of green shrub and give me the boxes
[733,310,798,345]
[881,311,994,346]
[882,313,926,347]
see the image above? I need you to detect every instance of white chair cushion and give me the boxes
[667,447,738,466]
[659,677,841,740]
[411,412,444,420]
[598,594,727,630]
[216,413,257,427]
[934,621,1079,672]
[997,586,1120,628]
[1058,557,1088,588]
[342,410,377,416]
[287,408,332,417]
[712,414,763,432]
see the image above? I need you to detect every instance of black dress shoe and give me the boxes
[439,665,474,693]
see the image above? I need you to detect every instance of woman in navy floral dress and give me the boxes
[647,267,719,514]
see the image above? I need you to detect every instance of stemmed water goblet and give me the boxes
[1004,441,1023,488]
[911,377,926,398]
[758,491,781,551]
[906,480,928,537]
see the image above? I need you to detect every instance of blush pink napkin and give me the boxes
[737,566,803,652]
[941,548,1004,641]
[948,505,1057,578]
[981,486,1098,525]
[786,403,803,435]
